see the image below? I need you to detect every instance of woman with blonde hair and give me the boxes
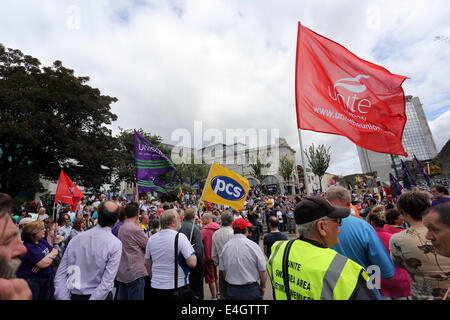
[37,207,49,221]
[16,220,59,300]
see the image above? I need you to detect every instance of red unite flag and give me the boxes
[295,22,408,156]
[54,170,85,212]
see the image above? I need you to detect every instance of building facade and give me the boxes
[357,95,438,183]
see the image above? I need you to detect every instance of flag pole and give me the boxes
[297,129,310,195]
[135,182,139,203]
[197,161,214,218]
[52,201,56,222]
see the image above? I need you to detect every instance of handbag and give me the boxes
[172,232,200,301]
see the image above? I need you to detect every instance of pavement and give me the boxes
[203,230,298,300]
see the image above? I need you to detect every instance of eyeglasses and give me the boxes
[322,217,342,226]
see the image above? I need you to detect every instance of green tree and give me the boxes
[0,44,118,197]
[279,154,295,187]
[249,153,271,185]
[304,144,331,193]
[174,152,210,191]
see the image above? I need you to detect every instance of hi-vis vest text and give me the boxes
[267,239,369,300]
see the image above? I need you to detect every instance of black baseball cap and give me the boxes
[294,196,350,225]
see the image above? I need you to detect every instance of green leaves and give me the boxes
[304,144,331,192]
[0,44,118,197]
[279,154,295,183]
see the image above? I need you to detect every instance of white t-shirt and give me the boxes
[276,211,283,223]
[145,229,195,289]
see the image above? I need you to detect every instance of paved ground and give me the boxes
[203,230,298,300]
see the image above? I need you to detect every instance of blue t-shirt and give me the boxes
[16,239,53,279]
[332,215,395,298]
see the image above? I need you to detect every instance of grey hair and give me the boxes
[221,210,234,227]
[159,209,178,229]
[297,217,327,238]
[326,186,350,203]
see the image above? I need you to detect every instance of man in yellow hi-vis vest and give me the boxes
[267,196,377,300]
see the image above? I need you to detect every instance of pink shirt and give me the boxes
[375,228,411,298]
[116,220,149,283]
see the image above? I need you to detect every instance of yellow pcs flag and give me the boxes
[200,162,250,211]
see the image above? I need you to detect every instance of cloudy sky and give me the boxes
[1,0,449,176]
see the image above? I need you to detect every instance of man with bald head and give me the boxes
[54,200,122,300]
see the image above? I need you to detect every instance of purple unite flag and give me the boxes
[389,173,403,198]
[414,154,432,187]
[401,160,416,190]
[134,130,177,194]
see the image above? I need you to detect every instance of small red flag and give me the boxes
[54,170,85,212]
[295,22,408,156]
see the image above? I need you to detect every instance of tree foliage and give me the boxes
[0,44,118,197]
[304,144,331,192]
[279,154,295,183]
[249,154,271,184]
[174,152,210,191]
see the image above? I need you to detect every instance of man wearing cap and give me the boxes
[327,186,395,300]
[218,218,267,300]
[267,196,377,300]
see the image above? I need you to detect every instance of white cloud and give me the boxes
[429,110,450,152]
[1,0,449,176]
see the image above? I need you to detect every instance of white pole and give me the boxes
[297,129,310,195]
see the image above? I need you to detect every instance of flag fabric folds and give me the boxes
[54,170,85,212]
[134,130,177,194]
[389,173,403,198]
[137,176,168,195]
[177,186,183,199]
[295,22,408,156]
[401,160,416,190]
[414,154,432,187]
[200,162,250,211]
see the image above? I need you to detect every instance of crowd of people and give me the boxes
[0,183,449,300]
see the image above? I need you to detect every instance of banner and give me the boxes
[54,170,85,212]
[414,154,432,187]
[134,130,177,194]
[137,176,168,195]
[401,160,416,190]
[295,22,408,156]
[200,162,250,210]
[389,173,403,198]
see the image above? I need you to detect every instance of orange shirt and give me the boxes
[350,204,361,219]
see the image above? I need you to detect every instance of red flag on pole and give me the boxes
[54,170,85,212]
[295,22,408,156]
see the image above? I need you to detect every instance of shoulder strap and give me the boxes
[282,240,296,300]
[174,232,179,289]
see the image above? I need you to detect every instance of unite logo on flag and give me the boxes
[295,22,409,156]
